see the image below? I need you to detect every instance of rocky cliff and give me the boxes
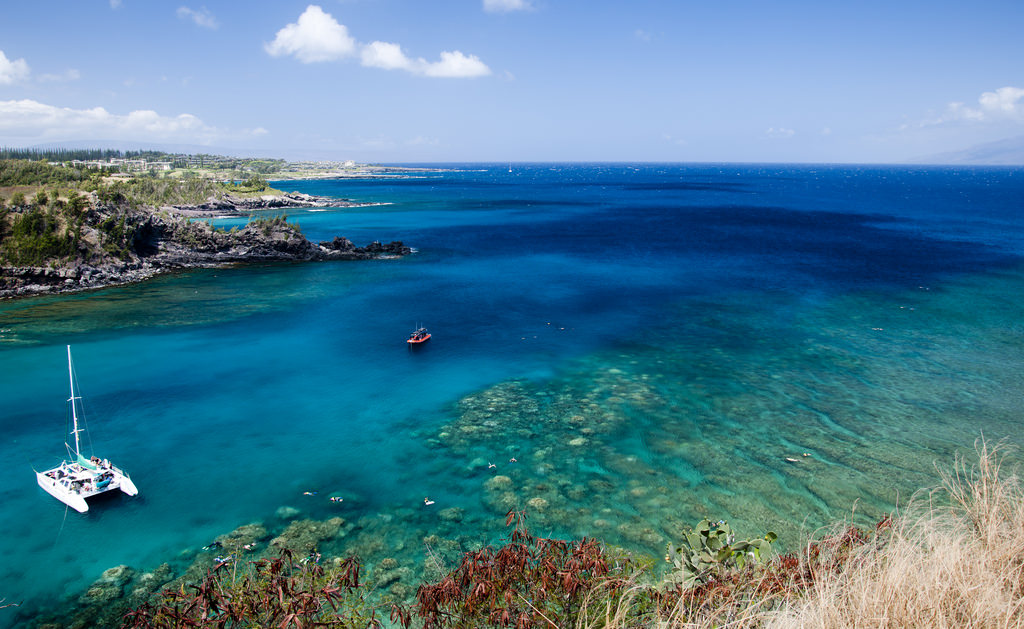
[0,199,411,298]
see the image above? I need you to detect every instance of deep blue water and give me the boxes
[2,163,1023,626]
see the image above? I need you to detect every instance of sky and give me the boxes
[1,0,1023,163]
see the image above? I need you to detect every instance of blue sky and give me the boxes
[1,0,1022,163]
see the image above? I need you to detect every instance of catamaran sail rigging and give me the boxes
[35,346,139,513]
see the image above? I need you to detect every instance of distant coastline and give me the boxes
[270,164,454,180]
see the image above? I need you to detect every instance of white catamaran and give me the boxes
[35,346,138,513]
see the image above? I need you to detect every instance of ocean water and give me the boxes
[2,163,1023,626]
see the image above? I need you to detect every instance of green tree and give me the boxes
[68,193,90,219]
[4,207,76,265]
[239,174,268,192]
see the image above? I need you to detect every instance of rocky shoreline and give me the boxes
[160,191,359,218]
[0,193,411,299]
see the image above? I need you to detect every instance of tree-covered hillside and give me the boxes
[0,157,277,268]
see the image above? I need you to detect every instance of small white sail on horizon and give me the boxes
[35,346,138,513]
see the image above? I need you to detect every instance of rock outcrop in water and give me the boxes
[0,198,411,298]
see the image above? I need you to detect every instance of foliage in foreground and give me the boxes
[412,510,645,628]
[122,549,396,628]
[116,441,1024,628]
[666,518,777,586]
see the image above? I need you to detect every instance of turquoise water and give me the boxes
[2,164,1023,626]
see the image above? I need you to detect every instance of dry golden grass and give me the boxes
[580,439,1024,629]
[769,439,1024,629]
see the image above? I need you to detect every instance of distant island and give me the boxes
[0,149,421,299]
[911,134,1024,165]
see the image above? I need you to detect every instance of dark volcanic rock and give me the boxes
[318,237,411,259]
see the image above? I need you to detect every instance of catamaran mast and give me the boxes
[67,345,82,458]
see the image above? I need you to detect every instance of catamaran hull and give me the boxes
[36,468,137,512]
[119,476,138,496]
[36,472,89,513]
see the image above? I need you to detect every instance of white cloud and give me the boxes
[421,51,491,78]
[0,99,223,144]
[920,86,1024,127]
[978,86,1024,117]
[0,50,30,85]
[634,29,653,42]
[177,6,219,30]
[268,5,490,78]
[249,127,269,136]
[360,43,489,77]
[766,127,795,139]
[264,5,357,63]
[483,0,531,13]
[110,0,122,8]
[361,41,412,71]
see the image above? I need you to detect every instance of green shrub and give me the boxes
[2,207,76,265]
[0,159,93,186]
[98,214,134,260]
[666,519,777,585]
[250,214,298,236]
[68,193,91,219]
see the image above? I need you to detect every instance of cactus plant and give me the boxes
[667,519,777,585]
